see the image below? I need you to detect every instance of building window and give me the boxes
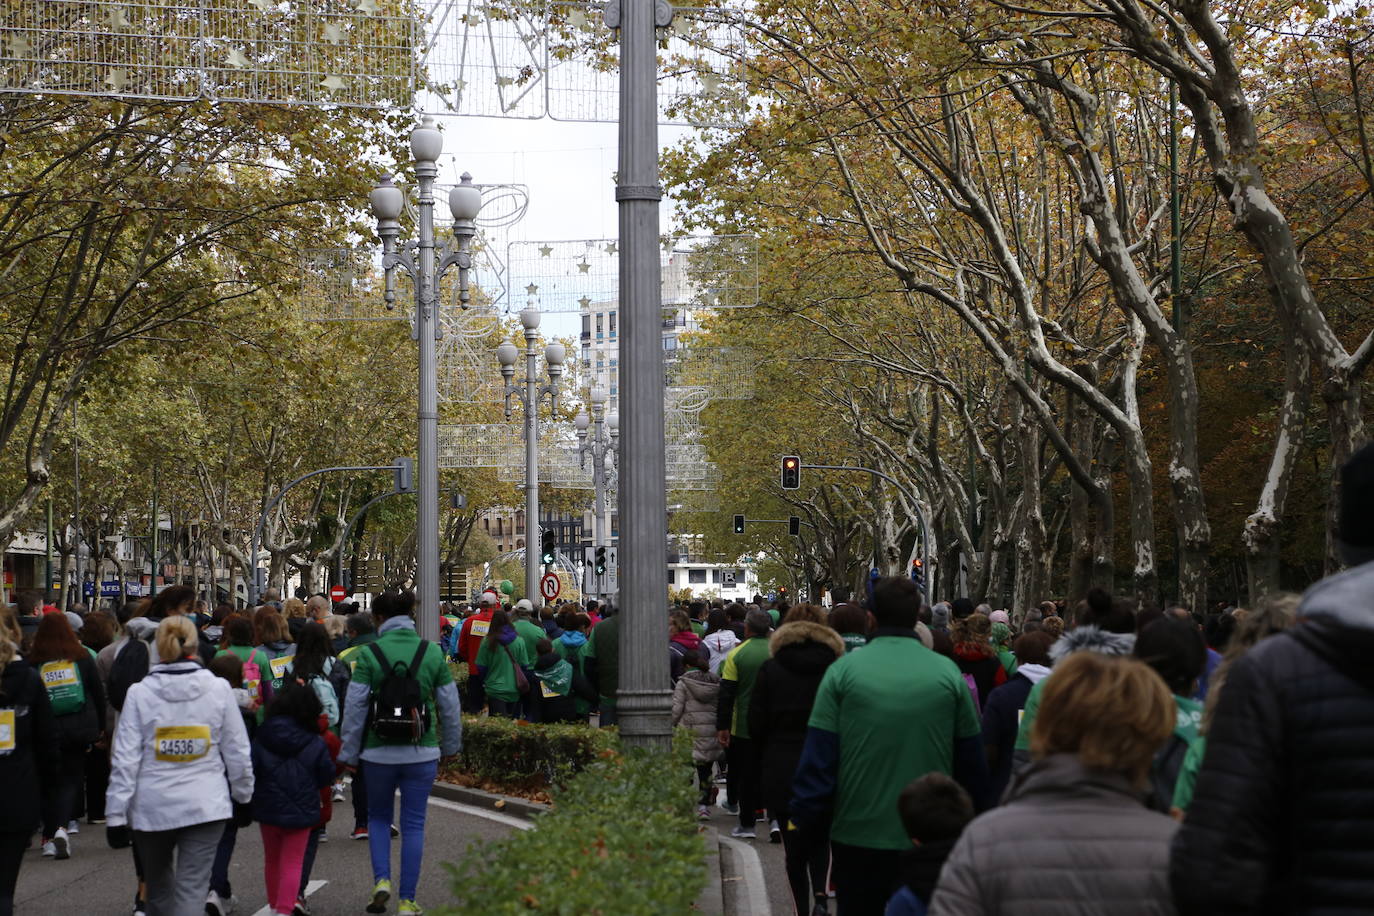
[581,314,591,336]
[496,517,503,536]
[596,313,603,334]
[688,569,707,584]
[712,569,722,584]
[663,337,677,351]
[609,312,617,335]
[515,511,525,536]
[667,569,675,584]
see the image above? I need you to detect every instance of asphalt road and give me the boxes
[13,787,522,915]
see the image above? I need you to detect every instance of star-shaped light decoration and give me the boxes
[699,70,722,95]
[577,260,591,274]
[226,47,251,69]
[107,7,129,28]
[323,22,345,43]
[539,245,553,258]
[455,79,467,92]
[356,0,379,13]
[321,73,346,92]
[526,283,539,296]
[105,68,129,91]
[566,7,589,30]
[604,242,617,255]
[579,296,591,310]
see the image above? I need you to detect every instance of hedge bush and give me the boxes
[443,715,618,798]
[437,739,705,915]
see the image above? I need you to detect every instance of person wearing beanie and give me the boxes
[1171,443,1374,914]
[988,609,1010,627]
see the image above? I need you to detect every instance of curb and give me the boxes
[695,832,725,916]
[429,780,549,821]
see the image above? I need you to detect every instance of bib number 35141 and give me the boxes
[154,725,212,763]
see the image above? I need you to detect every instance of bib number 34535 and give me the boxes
[154,725,212,763]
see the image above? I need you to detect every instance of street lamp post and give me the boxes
[369,116,482,642]
[575,388,618,598]
[498,307,564,603]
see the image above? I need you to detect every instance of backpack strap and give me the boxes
[368,641,391,679]
[408,640,429,679]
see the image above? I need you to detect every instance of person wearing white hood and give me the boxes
[105,616,253,916]
[979,630,1056,804]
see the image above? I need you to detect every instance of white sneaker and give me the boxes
[697,805,711,820]
[51,827,70,859]
[206,890,238,916]
[331,783,346,802]
[41,840,55,857]
[769,819,782,843]
[66,820,80,834]
[729,825,756,839]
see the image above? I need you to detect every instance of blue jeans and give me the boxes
[365,758,437,902]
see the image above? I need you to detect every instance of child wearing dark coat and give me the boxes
[885,773,974,916]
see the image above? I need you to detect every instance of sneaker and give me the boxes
[719,801,739,816]
[810,903,829,916]
[389,825,400,838]
[729,825,756,839]
[51,827,70,859]
[87,816,106,825]
[41,839,55,857]
[133,901,146,916]
[697,805,711,820]
[331,783,346,802]
[398,900,423,915]
[66,820,80,834]
[315,827,328,844]
[206,889,238,916]
[292,897,312,916]
[366,879,392,914]
[350,826,369,840]
[769,820,782,844]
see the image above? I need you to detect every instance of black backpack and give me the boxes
[366,641,432,744]
[108,637,151,712]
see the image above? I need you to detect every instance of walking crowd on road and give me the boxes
[7,442,1374,915]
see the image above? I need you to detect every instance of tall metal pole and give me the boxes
[592,407,607,560]
[72,401,82,609]
[44,497,53,603]
[412,121,443,644]
[616,0,673,747]
[150,466,160,598]
[523,316,542,605]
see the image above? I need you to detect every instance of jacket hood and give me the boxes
[559,630,587,649]
[256,714,319,757]
[679,668,720,702]
[1016,662,1052,685]
[898,838,960,900]
[125,617,159,640]
[142,661,216,703]
[670,630,702,651]
[534,651,564,672]
[770,621,844,659]
[1297,560,1374,633]
[1008,752,1149,808]
[1049,625,1136,663]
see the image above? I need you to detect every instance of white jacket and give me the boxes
[105,660,254,832]
[702,629,740,675]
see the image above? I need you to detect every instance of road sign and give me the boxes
[540,572,561,602]
[330,584,347,603]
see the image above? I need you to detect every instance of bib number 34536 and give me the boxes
[154,725,212,763]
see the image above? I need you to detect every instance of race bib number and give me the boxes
[540,680,560,699]
[0,708,15,754]
[154,725,212,763]
[469,620,490,638]
[40,661,78,689]
[269,655,295,680]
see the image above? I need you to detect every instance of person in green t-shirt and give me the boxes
[715,609,775,839]
[791,577,986,915]
[475,609,531,719]
[582,609,619,726]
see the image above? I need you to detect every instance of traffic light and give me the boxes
[541,529,556,565]
[392,457,414,493]
[780,455,801,490]
[594,546,607,576]
[733,514,745,534]
[788,515,800,537]
[911,558,925,592]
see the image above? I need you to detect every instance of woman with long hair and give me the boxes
[951,613,1007,711]
[475,609,530,718]
[254,610,296,695]
[288,622,339,728]
[27,613,106,860]
[106,616,253,916]
[0,613,59,913]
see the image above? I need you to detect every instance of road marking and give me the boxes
[426,795,534,831]
[250,879,326,916]
[719,835,771,916]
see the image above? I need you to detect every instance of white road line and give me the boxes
[426,795,534,830]
[249,879,326,916]
[719,835,771,916]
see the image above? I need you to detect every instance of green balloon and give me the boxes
[499,579,514,595]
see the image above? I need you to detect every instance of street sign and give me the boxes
[329,584,347,603]
[100,581,122,598]
[723,570,736,586]
[540,572,561,602]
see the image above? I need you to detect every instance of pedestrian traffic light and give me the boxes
[780,455,801,490]
[541,529,556,565]
[733,514,745,534]
[594,546,607,576]
[911,558,925,591]
[788,515,800,537]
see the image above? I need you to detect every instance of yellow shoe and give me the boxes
[398,900,423,915]
[366,879,391,914]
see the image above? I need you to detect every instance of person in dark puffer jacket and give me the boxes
[1170,442,1374,915]
[749,607,845,916]
[251,684,335,916]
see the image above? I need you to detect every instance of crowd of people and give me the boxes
[7,441,1374,916]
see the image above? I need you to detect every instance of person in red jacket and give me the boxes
[457,591,498,711]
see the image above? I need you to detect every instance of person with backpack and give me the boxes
[530,638,597,724]
[0,608,60,915]
[250,683,336,916]
[215,615,271,713]
[105,616,253,916]
[254,611,296,696]
[339,591,461,916]
[475,608,531,719]
[286,622,340,728]
[28,612,106,860]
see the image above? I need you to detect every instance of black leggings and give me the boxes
[0,832,27,916]
[42,747,85,838]
[779,815,830,915]
[694,764,714,806]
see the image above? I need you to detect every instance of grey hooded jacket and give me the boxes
[930,754,1177,916]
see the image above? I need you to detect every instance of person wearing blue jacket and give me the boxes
[251,684,335,916]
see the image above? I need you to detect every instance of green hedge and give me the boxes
[438,739,705,915]
[443,715,618,797]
